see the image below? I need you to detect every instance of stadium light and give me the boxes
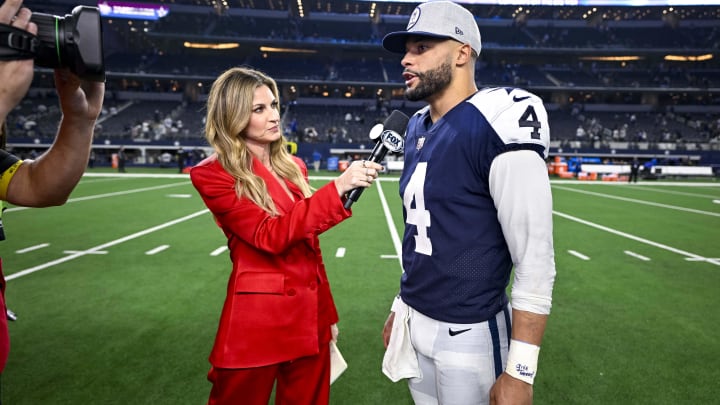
[183,42,239,49]
[664,54,714,62]
[259,47,318,54]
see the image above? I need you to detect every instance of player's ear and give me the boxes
[456,43,472,66]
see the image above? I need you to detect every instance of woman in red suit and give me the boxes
[190,67,383,405]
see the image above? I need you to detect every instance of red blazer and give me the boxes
[190,154,350,368]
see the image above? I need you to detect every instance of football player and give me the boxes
[380,2,556,405]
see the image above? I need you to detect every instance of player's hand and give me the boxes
[382,311,395,348]
[489,372,533,405]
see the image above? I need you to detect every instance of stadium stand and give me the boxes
[8,0,720,177]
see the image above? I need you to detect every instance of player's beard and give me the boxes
[404,60,453,102]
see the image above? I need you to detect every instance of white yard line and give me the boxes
[15,243,50,254]
[82,173,190,179]
[376,179,404,271]
[624,250,651,261]
[548,180,719,187]
[568,250,590,261]
[6,209,210,281]
[554,211,720,266]
[552,185,720,217]
[4,182,191,213]
[146,245,170,255]
[210,246,228,257]
[625,186,720,199]
[76,177,131,184]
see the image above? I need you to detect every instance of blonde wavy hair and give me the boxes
[204,67,312,215]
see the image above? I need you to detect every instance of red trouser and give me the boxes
[207,342,331,405]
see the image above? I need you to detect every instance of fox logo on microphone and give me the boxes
[381,129,405,153]
[342,109,409,209]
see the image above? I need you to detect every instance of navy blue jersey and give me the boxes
[399,87,550,324]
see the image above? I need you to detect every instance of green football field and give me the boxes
[1,167,718,404]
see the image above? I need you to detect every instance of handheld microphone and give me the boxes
[344,109,409,209]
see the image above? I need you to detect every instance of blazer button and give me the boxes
[287,289,297,296]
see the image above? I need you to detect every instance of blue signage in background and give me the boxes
[97,1,170,20]
[327,156,339,171]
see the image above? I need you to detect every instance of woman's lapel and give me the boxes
[251,157,301,213]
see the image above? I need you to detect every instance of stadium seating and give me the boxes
[9,1,720,171]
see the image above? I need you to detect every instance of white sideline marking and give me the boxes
[381,254,399,259]
[167,194,192,198]
[376,179,404,271]
[685,257,720,263]
[568,250,590,261]
[4,182,191,213]
[624,250,650,261]
[6,209,210,281]
[210,246,227,256]
[553,186,720,218]
[631,187,720,199]
[63,250,107,255]
[554,211,720,266]
[713,200,720,204]
[336,247,346,258]
[146,245,170,255]
[82,173,189,179]
[76,177,128,184]
[16,243,50,254]
[548,180,718,187]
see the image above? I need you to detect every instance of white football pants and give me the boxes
[406,304,512,405]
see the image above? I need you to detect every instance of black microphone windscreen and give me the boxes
[383,110,410,136]
[342,110,409,210]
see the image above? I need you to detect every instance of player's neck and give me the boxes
[428,78,477,123]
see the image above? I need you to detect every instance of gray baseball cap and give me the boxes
[382,1,482,55]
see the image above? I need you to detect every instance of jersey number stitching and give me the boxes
[518,105,541,140]
[403,162,432,255]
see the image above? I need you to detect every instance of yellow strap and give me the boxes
[0,160,23,201]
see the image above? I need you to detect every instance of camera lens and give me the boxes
[30,13,65,68]
[30,6,105,81]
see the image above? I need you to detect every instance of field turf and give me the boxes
[1,167,718,404]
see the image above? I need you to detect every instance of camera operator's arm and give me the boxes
[6,70,105,207]
[0,0,106,207]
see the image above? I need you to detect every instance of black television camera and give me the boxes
[0,5,105,82]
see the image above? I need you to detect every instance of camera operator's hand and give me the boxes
[54,68,105,132]
[0,0,36,121]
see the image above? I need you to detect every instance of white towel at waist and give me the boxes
[382,295,422,382]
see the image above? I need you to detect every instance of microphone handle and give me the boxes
[343,145,388,209]
[344,186,364,209]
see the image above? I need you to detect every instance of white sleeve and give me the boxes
[489,150,556,315]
